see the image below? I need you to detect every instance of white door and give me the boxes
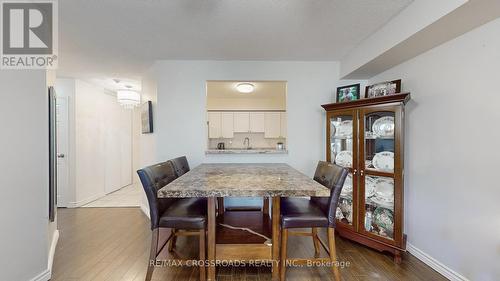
[264,112,281,138]
[119,109,133,187]
[56,97,69,207]
[249,112,265,132]
[234,112,250,132]
[208,112,222,138]
[104,98,122,194]
[221,112,234,138]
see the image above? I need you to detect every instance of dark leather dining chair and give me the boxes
[171,156,227,216]
[170,156,190,177]
[137,160,207,281]
[280,161,348,281]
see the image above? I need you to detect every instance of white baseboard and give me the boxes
[140,202,150,219]
[30,229,60,281]
[30,269,51,281]
[48,229,59,273]
[67,193,106,208]
[407,243,469,281]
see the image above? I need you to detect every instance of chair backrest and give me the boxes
[137,161,178,229]
[311,161,349,228]
[170,156,190,177]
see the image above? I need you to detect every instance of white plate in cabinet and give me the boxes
[234,112,250,132]
[249,112,265,132]
[264,112,281,138]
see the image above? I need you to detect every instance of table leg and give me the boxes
[207,197,216,281]
[271,196,281,281]
[263,197,270,216]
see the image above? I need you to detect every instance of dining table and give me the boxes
[157,163,330,281]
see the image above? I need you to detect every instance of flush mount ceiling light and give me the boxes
[235,82,255,93]
[117,85,140,109]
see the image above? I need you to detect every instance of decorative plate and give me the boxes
[335,120,353,138]
[336,207,344,220]
[335,150,352,167]
[370,196,394,209]
[375,178,394,201]
[365,176,377,198]
[372,116,395,138]
[341,174,353,196]
[338,198,352,220]
[372,151,394,172]
[373,207,394,237]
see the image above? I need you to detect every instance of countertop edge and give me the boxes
[205,149,288,155]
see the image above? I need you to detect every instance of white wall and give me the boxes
[136,69,159,215]
[0,70,50,280]
[207,97,286,110]
[340,0,468,78]
[150,61,339,177]
[369,18,500,281]
[55,79,133,207]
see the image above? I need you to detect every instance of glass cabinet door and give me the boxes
[328,111,357,227]
[359,107,400,242]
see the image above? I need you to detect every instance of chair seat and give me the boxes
[281,197,329,229]
[159,198,207,229]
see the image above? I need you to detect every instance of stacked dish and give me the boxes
[373,207,394,238]
[365,176,377,199]
[332,120,353,138]
[340,174,353,197]
[338,198,353,223]
[370,177,394,209]
[335,150,352,168]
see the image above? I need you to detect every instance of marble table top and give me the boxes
[157,163,330,198]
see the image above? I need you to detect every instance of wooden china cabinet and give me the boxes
[321,93,411,263]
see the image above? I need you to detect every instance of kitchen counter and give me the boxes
[205,148,288,154]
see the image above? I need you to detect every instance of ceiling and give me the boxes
[207,81,286,99]
[58,0,413,82]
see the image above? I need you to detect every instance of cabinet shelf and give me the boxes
[364,136,394,140]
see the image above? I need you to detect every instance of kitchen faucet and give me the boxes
[243,137,251,149]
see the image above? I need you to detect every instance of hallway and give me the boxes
[82,184,142,208]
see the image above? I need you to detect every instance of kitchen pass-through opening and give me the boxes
[205,80,287,153]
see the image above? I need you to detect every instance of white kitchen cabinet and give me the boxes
[208,112,221,138]
[209,112,234,138]
[264,112,281,138]
[280,112,287,138]
[221,112,234,138]
[210,111,285,138]
[249,112,265,132]
[233,112,250,132]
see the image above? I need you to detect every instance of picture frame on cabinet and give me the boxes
[141,101,153,134]
[336,83,360,102]
[365,79,401,98]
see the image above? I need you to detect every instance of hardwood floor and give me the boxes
[52,208,446,281]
